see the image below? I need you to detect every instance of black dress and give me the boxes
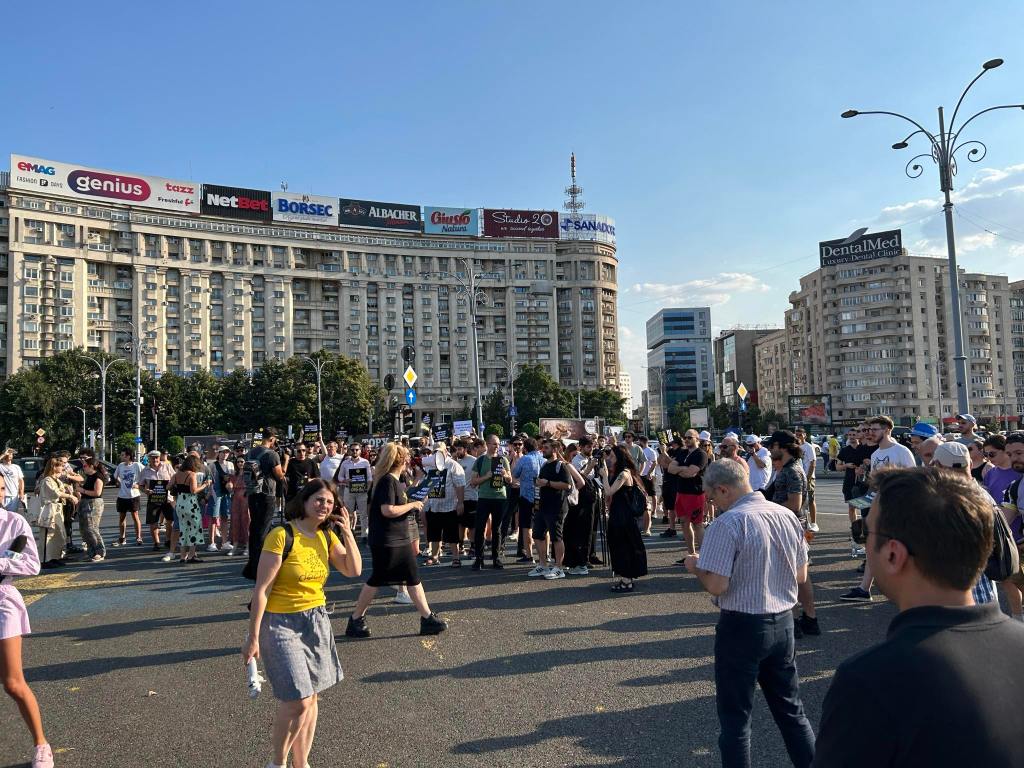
[606,482,648,579]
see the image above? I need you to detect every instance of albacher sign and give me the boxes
[9,154,199,213]
[819,228,903,267]
[271,191,337,225]
[423,206,479,236]
[338,198,421,232]
[559,213,616,244]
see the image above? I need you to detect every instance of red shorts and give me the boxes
[674,493,706,523]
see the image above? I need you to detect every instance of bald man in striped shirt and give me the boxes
[684,458,815,768]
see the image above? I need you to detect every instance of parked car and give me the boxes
[14,456,47,494]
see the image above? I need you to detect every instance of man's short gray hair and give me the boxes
[703,458,750,492]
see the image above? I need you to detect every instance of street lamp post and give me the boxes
[123,321,164,460]
[841,57,1024,416]
[80,354,127,462]
[304,356,327,438]
[498,357,521,435]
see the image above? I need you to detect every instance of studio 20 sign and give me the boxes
[482,209,559,239]
[9,154,200,213]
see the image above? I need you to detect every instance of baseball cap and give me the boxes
[909,422,939,439]
[217,445,231,454]
[743,434,758,445]
[147,450,161,458]
[698,430,712,442]
[933,441,970,469]
[957,413,977,425]
[768,430,798,449]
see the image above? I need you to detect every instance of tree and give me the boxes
[512,365,573,427]
[165,435,185,455]
[579,388,627,426]
[520,422,539,438]
[481,388,507,430]
[485,424,504,438]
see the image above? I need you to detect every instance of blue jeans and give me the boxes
[714,609,815,768]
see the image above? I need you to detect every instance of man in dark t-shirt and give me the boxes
[533,439,573,580]
[241,429,285,580]
[668,430,709,555]
[284,445,318,500]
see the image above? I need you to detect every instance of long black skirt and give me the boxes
[607,502,648,579]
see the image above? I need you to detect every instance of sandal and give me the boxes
[611,581,635,593]
[423,557,440,566]
[451,559,461,568]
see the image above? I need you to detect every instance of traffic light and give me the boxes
[402,408,415,435]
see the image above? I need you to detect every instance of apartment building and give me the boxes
[784,251,1016,427]
[713,328,781,410]
[645,307,713,429]
[1,156,619,427]
[753,328,790,416]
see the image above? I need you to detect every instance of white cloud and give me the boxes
[626,272,770,308]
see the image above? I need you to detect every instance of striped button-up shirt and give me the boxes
[698,491,808,614]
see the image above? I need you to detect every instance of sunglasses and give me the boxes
[984,450,999,458]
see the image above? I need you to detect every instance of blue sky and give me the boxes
[4,1,1024,405]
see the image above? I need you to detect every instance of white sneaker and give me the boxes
[161,553,174,563]
[206,544,219,552]
[91,554,105,562]
[544,567,566,580]
[393,591,413,605]
[224,547,235,556]
[222,542,233,551]
[568,565,589,576]
[527,565,550,578]
[242,549,249,557]
[808,522,820,532]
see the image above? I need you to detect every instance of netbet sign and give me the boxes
[201,183,272,222]
[819,228,903,267]
[272,191,337,226]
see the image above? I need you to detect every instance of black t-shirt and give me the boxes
[246,446,281,499]
[82,474,101,496]
[676,448,708,495]
[813,604,1024,768]
[538,460,570,517]
[285,458,318,499]
[837,444,861,486]
[369,474,412,548]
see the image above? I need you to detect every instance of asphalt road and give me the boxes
[1,477,896,768]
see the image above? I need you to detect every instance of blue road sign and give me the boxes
[739,399,747,412]
[405,388,417,406]
[134,436,144,444]
[508,405,518,417]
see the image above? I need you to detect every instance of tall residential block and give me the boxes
[645,307,713,428]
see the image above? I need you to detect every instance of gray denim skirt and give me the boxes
[259,605,343,701]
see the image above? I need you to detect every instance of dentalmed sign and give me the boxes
[819,228,903,267]
[10,154,200,213]
[271,191,337,225]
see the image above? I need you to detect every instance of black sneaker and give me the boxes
[152,543,162,552]
[419,613,448,636]
[659,529,677,538]
[516,555,535,564]
[471,559,483,571]
[588,556,604,566]
[67,543,85,554]
[798,613,821,636]
[839,587,873,603]
[661,515,669,524]
[492,559,504,570]
[345,615,370,638]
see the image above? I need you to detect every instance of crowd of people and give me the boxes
[1,412,1024,767]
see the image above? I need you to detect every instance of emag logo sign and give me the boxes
[9,154,200,212]
[819,228,903,267]
[272,191,337,226]
[423,206,479,236]
[202,183,271,222]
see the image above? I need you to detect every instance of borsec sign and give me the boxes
[272,191,337,226]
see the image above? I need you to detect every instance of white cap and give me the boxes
[933,441,970,469]
[698,430,712,442]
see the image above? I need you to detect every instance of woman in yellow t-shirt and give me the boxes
[243,478,361,768]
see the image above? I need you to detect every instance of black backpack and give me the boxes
[243,449,265,496]
[986,500,1020,582]
[242,523,327,582]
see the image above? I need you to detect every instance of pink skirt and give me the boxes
[0,585,31,639]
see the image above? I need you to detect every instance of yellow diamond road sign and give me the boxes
[736,382,748,400]
[403,366,417,389]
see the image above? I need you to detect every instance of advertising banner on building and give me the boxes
[201,183,272,222]
[272,191,337,226]
[10,154,200,213]
[539,418,599,441]
[819,229,902,267]
[788,395,833,426]
[482,209,559,239]
[423,206,479,236]
[559,213,616,244]
[338,198,421,232]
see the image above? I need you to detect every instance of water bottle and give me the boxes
[246,658,263,699]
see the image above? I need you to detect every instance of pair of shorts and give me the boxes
[532,507,566,542]
[367,544,421,587]
[145,501,174,526]
[459,499,477,528]
[517,496,534,532]
[426,511,460,544]
[806,476,816,503]
[116,497,140,516]
[259,606,343,701]
[641,476,655,497]
[674,493,706,524]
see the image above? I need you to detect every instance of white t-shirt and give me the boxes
[746,447,772,491]
[640,446,658,477]
[319,454,343,482]
[870,442,917,474]
[0,462,24,500]
[338,457,372,491]
[114,461,145,499]
[458,456,479,501]
[800,443,817,478]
